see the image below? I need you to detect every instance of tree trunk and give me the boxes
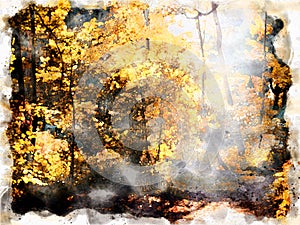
[30,5,38,147]
[11,28,25,99]
[30,4,37,103]
[212,2,233,105]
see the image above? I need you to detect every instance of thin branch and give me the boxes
[143,8,150,50]
[69,57,76,182]
[258,12,268,147]
[260,11,268,124]
[35,10,67,97]
[196,17,205,58]
[143,9,150,26]
[181,4,218,19]
[35,11,65,63]
[263,12,268,63]
[155,123,163,162]
[30,5,37,103]
[195,16,206,103]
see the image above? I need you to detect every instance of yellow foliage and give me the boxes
[9,3,292,213]
[250,14,273,41]
[266,53,292,89]
[271,161,292,218]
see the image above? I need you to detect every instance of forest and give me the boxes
[7,0,293,221]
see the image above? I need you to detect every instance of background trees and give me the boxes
[7,0,292,220]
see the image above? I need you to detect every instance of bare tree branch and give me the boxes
[181,3,218,19]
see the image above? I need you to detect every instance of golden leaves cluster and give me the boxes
[10,0,194,187]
